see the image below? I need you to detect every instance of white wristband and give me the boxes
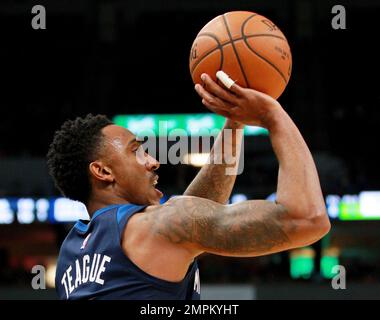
[216,71,235,89]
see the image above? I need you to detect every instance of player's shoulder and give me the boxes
[136,195,199,213]
[125,196,198,230]
[131,195,223,231]
[160,194,220,207]
[161,195,223,212]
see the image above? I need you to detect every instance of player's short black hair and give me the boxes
[47,114,113,204]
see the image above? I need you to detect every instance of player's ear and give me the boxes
[89,161,114,183]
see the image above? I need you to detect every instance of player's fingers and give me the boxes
[215,70,245,97]
[201,99,232,118]
[229,82,245,96]
[200,73,238,104]
[194,83,214,103]
[194,84,234,111]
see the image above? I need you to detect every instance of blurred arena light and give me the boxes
[230,193,248,204]
[321,247,340,279]
[359,191,380,218]
[36,198,49,222]
[290,247,315,279]
[46,259,57,288]
[0,199,14,224]
[113,114,268,137]
[266,192,277,202]
[54,198,89,222]
[17,198,35,224]
[183,152,210,167]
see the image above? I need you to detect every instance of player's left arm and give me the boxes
[183,116,244,204]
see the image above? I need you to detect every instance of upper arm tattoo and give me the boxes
[152,196,293,257]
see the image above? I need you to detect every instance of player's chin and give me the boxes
[148,186,163,205]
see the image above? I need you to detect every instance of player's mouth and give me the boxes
[152,175,163,198]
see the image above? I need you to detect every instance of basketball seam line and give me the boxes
[241,15,289,84]
[190,32,223,76]
[222,14,249,88]
[190,34,287,76]
[243,38,289,84]
[191,33,224,88]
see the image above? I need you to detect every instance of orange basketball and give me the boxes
[189,11,292,99]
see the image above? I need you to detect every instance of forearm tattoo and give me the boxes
[184,125,242,204]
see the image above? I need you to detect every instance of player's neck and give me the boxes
[86,193,131,217]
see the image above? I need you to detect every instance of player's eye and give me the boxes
[132,143,142,153]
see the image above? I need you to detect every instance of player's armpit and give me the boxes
[151,196,328,258]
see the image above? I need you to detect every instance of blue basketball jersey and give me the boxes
[55,204,201,300]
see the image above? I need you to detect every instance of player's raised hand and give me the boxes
[194,72,283,128]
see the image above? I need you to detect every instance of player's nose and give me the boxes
[145,154,160,171]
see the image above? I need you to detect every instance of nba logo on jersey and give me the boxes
[80,233,92,250]
[194,269,201,295]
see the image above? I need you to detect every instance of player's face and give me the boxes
[101,125,162,205]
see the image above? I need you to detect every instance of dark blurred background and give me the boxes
[1,0,380,299]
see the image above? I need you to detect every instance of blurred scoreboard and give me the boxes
[326,191,380,220]
[0,191,379,224]
[113,113,269,137]
[0,197,89,224]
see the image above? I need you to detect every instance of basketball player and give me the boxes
[47,73,330,300]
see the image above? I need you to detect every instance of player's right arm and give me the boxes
[149,76,330,258]
[154,193,327,258]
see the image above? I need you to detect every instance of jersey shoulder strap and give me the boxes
[116,204,147,239]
